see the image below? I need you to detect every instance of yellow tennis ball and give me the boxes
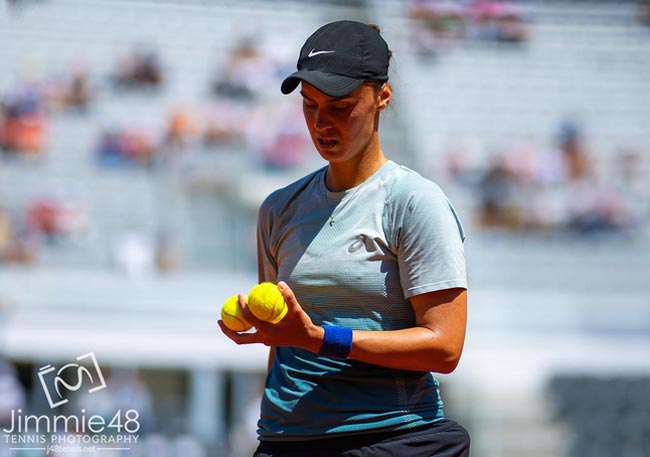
[247,282,288,324]
[221,295,252,332]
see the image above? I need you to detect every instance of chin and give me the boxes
[317,150,349,164]
[315,144,341,159]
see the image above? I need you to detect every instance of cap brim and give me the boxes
[281,70,364,97]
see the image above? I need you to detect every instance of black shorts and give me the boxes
[253,419,470,457]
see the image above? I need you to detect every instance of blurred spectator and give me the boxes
[54,68,94,112]
[466,1,528,43]
[407,0,529,56]
[158,109,199,169]
[155,229,181,273]
[443,138,492,185]
[566,179,626,233]
[6,0,42,14]
[46,68,94,113]
[494,7,528,43]
[96,128,158,169]
[27,197,61,239]
[26,196,89,242]
[638,0,650,27]
[541,122,631,233]
[112,48,164,90]
[201,102,248,148]
[112,228,155,278]
[554,121,590,181]
[0,89,48,156]
[477,154,522,229]
[612,147,650,228]
[259,104,311,170]
[1,67,93,147]
[0,210,38,264]
[0,210,11,254]
[0,361,26,427]
[163,109,198,151]
[449,121,646,234]
[66,72,92,110]
[211,39,276,102]
[261,129,309,170]
[408,0,466,56]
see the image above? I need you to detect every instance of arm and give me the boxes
[218,283,467,374]
[349,287,467,373]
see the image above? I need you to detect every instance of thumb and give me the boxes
[278,281,300,311]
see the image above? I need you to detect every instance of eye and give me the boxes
[331,103,349,111]
[303,100,317,110]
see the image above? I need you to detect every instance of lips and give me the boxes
[317,138,338,149]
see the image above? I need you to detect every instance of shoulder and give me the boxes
[382,163,448,207]
[259,166,325,217]
[382,162,465,241]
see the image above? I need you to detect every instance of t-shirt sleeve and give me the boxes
[257,197,278,284]
[390,179,467,298]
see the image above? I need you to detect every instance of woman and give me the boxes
[219,20,469,457]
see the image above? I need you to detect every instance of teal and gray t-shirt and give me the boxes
[256,160,466,441]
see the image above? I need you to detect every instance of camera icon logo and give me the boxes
[37,352,108,409]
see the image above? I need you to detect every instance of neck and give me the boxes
[325,141,387,192]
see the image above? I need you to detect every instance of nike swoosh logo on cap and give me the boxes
[308,49,335,58]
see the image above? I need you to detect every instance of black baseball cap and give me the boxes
[281,20,390,97]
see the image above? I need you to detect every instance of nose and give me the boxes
[314,109,332,131]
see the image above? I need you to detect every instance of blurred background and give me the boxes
[1,0,649,456]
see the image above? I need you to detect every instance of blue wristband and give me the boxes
[318,325,353,359]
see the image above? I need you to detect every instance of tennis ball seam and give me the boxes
[221,295,252,332]
[221,309,249,328]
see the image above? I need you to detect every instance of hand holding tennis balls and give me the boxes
[219,281,322,352]
[220,282,288,332]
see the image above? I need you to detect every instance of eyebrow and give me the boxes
[300,91,354,102]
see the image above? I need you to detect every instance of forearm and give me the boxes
[307,290,466,373]
[302,325,461,373]
[265,326,461,373]
[348,327,462,373]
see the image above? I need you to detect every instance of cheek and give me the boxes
[347,106,375,138]
[302,111,316,133]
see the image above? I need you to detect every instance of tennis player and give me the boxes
[219,20,470,457]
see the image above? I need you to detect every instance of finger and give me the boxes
[217,319,262,345]
[229,331,264,345]
[278,281,300,312]
[217,319,247,339]
[217,319,239,339]
[238,293,264,326]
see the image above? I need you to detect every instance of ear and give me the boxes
[376,83,392,111]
